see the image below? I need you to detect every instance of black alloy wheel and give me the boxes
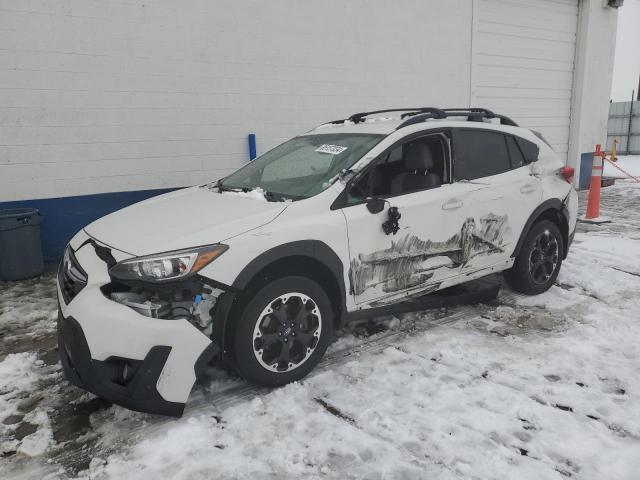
[529,230,560,285]
[233,276,332,387]
[252,292,322,373]
[504,220,564,295]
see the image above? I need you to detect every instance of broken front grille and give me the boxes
[58,246,88,305]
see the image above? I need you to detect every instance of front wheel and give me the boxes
[504,220,564,295]
[233,276,333,387]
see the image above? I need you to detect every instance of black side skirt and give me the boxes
[345,276,500,322]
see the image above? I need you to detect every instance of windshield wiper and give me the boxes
[216,179,250,193]
[216,179,305,202]
[262,190,306,202]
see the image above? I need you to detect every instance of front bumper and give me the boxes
[57,231,217,416]
[58,310,187,416]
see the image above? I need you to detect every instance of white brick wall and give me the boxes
[0,0,473,201]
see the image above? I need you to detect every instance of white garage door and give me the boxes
[470,0,579,161]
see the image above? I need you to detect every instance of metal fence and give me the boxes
[607,100,639,155]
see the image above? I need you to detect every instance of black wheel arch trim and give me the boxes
[231,240,345,293]
[512,198,570,260]
[211,240,346,361]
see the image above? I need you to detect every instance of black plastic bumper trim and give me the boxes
[566,228,575,257]
[57,308,186,417]
[194,341,221,379]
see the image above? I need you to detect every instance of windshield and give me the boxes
[220,133,383,200]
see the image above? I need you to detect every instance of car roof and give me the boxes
[308,116,522,136]
[303,107,547,145]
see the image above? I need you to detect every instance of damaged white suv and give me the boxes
[57,108,577,416]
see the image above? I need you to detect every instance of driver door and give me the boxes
[339,130,476,308]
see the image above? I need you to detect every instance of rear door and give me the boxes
[450,128,542,273]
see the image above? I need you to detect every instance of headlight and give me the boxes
[109,244,228,282]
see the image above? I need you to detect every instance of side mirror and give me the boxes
[366,198,386,214]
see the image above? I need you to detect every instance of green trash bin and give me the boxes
[0,208,44,281]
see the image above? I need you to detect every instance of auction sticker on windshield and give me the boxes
[315,144,348,155]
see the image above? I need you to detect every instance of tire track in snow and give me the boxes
[17,281,570,476]
[46,299,494,475]
[22,280,601,477]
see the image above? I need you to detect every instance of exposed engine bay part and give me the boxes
[107,280,224,337]
[110,292,170,318]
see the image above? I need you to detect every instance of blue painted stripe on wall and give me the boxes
[0,188,179,262]
[248,133,257,160]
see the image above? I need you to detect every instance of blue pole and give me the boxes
[248,133,257,160]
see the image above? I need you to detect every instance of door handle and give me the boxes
[442,199,463,211]
[520,183,537,194]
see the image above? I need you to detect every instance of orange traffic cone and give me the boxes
[581,144,610,224]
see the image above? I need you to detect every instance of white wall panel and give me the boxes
[470,0,579,160]
[0,0,473,201]
[0,0,617,201]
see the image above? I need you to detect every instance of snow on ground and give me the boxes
[604,155,640,179]
[1,180,640,479]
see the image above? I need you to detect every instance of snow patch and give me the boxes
[0,352,40,393]
[605,155,640,179]
[17,409,53,457]
[220,187,268,202]
[0,352,41,421]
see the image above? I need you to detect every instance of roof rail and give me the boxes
[322,107,519,129]
[395,108,519,130]
[443,107,496,116]
[442,108,518,127]
[326,107,447,125]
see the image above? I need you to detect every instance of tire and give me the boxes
[504,220,564,295]
[233,276,333,387]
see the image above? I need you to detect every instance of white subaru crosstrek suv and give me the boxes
[57,108,578,416]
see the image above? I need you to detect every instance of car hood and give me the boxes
[84,186,288,256]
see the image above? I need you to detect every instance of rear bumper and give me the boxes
[58,310,187,417]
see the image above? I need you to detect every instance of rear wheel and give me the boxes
[233,276,332,387]
[504,220,563,295]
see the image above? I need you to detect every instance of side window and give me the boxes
[453,130,511,181]
[514,137,540,163]
[506,135,526,168]
[364,133,450,198]
[345,170,371,205]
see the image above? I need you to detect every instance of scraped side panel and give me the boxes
[349,214,511,298]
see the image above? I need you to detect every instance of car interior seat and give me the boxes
[390,142,442,195]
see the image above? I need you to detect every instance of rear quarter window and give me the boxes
[453,129,511,181]
[506,135,526,168]
[514,136,540,163]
